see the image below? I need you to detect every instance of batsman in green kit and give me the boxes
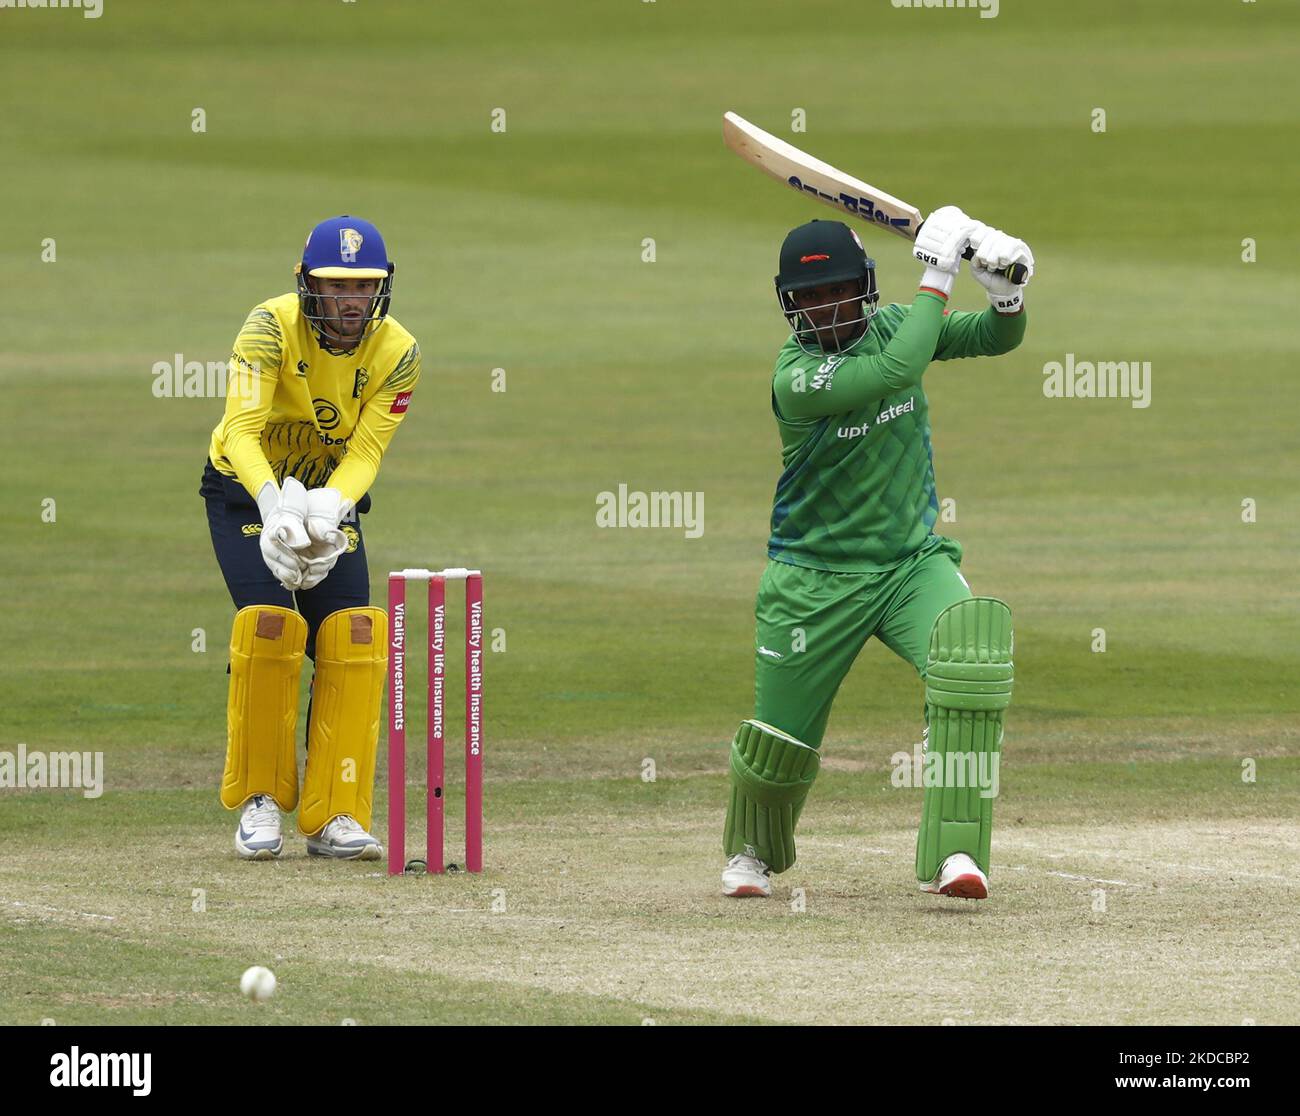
[722,208,1033,901]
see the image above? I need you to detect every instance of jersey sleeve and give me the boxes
[218,306,287,499]
[327,341,421,504]
[932,304,1026,361]
[772,291,947,421]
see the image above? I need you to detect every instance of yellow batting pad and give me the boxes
[299,608,387,836]
[221,606,307,811]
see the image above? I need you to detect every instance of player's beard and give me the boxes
[321,300,367,345]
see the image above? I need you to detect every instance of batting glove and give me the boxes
[969,227,1034,314]
[913,205,979,297]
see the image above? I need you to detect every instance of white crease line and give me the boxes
[1033,850,1291,883]
[1144,863,1291,883]
[2,898,115,922]
[802,842,894,854]
[1047,871,1135,887]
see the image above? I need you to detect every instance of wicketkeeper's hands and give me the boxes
[913,206,980,297]
[257,478,310,592]
[968,226,1034,314]
[297,486,351,591]
[305,487,350,549]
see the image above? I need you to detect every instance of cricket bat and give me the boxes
[722,111,1028,285]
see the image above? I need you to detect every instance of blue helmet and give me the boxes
[294,215,395,351]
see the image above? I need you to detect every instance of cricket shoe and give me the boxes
[235,794,284,860]
[307,815,383,860]
[722,852,772,898]
[920,852,989,899]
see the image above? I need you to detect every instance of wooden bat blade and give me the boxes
[722,111,923,242]
[722,111,1028,285]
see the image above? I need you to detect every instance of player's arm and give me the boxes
[325,341,421,505]
[219,307,286,499]
[932,304,1027,361]
[774,292,948,420]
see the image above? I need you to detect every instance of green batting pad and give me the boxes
[916,598,1014,882]
[723,719,820,874]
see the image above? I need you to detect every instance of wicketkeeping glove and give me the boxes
[256,478,310,592]
[297,487,352,591]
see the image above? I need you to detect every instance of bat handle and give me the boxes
[961,244,1029,286]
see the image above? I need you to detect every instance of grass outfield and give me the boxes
[1,0,1297,1025]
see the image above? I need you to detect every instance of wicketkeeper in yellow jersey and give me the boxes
[200,215,419,861]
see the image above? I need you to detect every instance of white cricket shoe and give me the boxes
[307,815,383,860]
[722,852,772,898]
[920,852,989,899]
[235,794,283,860]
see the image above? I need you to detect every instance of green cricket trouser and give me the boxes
[754,535,970,749]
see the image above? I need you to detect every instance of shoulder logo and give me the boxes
[809,355,845,391]
[390,391,412,414]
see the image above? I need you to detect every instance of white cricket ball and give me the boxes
[239,965,277,1002]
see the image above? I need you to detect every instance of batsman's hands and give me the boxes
[969,226,1034,314]
[256,478,309,592]
[914,206,980,297]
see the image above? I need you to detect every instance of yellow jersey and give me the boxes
[208,293,421,504]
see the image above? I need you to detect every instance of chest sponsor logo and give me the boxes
[390,391,412,414]
[313,398,341,430]
[837,395,916,438]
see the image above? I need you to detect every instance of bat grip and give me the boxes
[961,244,1028,286]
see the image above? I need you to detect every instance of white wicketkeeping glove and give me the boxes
[297,487,353,591]
[969,226,1034,314]
[257,478,310,592]
[913,206,980,297]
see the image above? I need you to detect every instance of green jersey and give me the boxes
[768,292,1026,572]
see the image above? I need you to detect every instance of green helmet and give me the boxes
[774,220,879,355]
